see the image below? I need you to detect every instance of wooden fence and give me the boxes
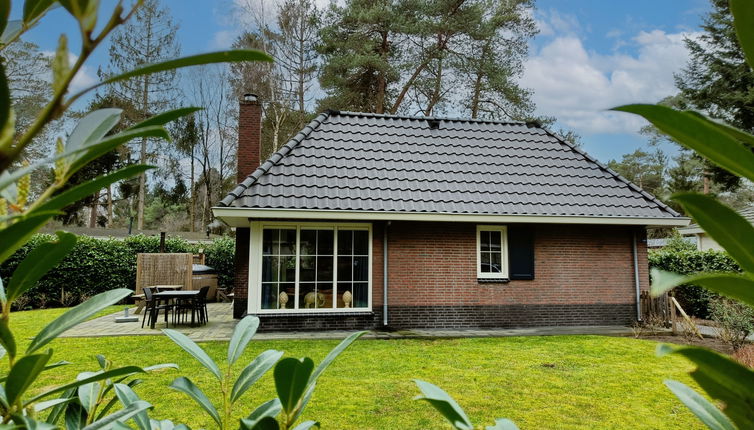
[640,290,671,324]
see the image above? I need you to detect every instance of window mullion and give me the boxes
[333,228,338,309]
[294,226,301,310]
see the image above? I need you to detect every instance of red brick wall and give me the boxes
[379,222,648,308]
[237,100,262,182]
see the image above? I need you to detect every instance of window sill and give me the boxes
[477,278,509,284]
[252,310,374,318]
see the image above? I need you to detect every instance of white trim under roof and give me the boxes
[212,207,691,227]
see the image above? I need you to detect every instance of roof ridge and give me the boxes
[330,109,527,126]
[219,111,331,206]
[539,127,681,217]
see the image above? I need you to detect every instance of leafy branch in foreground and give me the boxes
[614,1,754,428]
[0,0,270,428]
[164,315,365,430]
[414,380,519,430]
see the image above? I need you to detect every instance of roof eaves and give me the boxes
[540,127,681,218]
[219,111,331,207]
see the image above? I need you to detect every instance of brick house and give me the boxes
[213,95,689,331]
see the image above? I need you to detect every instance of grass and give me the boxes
[8,307,704,429]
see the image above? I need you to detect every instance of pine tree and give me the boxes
[317,0,403,113]
[675,0,754,132]
[317,0,537,119]
[105,0,180,230]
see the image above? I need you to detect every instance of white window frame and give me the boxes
[476,225,509,279]
[248,221,373,314]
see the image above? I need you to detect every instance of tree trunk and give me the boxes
[137,135,147,230]
[189,153,195,232]
[375,31,389,114]
[88,190,100,228]
[106,184,113,227]
[425,57,444,116]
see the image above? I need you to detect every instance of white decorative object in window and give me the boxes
[476,225,508,279]
[251,222,372,313]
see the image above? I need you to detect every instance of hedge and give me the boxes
[0,234,235,309]
[649,249,740,319]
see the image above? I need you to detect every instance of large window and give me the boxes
[256,223,371,312]
[476,225,508,279]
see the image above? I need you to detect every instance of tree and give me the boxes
[105,0,181,230]
[186,66,237,230]
[317,0,404,113]
[317,0,537,120]
[607,148,668,197]
[273,0,320,113]
[676,0,754,133]
[641,95,741,194]
[172,113,199,231]
[1,39,51,161]
[53,93,139,227]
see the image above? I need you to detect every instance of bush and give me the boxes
[649,248,740,319]
[709,298,754,351]
[0,234,236,309]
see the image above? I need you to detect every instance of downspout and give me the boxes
[383,221,391,326]
[632,229,642,321]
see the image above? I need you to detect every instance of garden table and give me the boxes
[151,290,201,329]
[133,285,183,314]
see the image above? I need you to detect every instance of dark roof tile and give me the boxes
[219,111,680,219]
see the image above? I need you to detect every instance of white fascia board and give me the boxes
[212,207,691,227]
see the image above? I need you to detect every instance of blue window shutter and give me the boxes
[508,225,535,280]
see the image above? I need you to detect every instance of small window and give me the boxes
[476,225,508,279]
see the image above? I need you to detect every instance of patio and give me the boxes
[61,303,634,341]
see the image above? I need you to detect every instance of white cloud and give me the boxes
[211,29,237,49]
[41,51,98,94]
[523,15,699,135]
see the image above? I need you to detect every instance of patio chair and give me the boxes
[141,287,174,329]
[174,286,210,326]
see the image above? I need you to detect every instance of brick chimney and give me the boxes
[237,93,262,182]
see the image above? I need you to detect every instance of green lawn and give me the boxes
[10,308,703,429]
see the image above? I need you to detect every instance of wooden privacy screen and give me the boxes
[134,253,193,295]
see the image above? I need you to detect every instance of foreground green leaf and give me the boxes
[36,165,153,214]
[231,349,283,403]
[128,107,201,131]
[674,192,754,273]
[7,231,76,303]
[486,418,520,430]
[274,358,314,415]
[27,366,144,404]
[73,50,272,101]
[162,329,222,380]
[658,344,754,429]
[414,379,473,430]
[730,0,754,70]
[612,104,754,183]
[227,315,260,365]
[169,377,220,427]
[650,268,754,309]
[114,383,151,430]
[664,380,736,430]
[27,288,133,353]
[81,400,152,430]
[0,212,61,264]
[6,350,52,405]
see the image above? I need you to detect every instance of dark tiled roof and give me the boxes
[219,111,680,219]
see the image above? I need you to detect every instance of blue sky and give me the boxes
[16,0,712,163]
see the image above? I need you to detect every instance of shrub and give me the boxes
[649,249,740,318]
[709,298,754,351]
[0,234,236,309]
